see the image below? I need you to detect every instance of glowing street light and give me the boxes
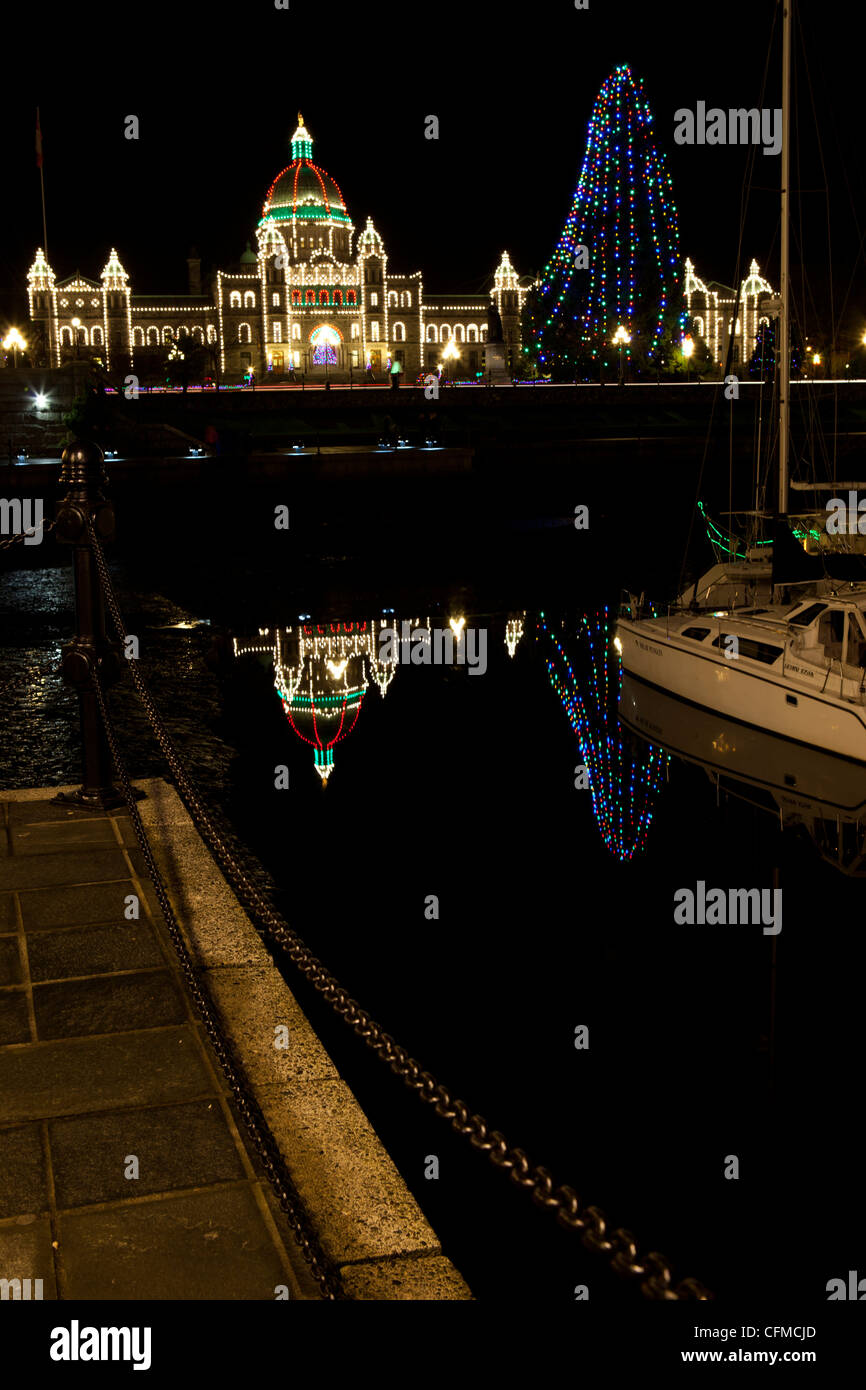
[682,334,695,383]
[612,325,630,384]
[441,338,460,382]
[812,351,821,381]
[3,327,27,368]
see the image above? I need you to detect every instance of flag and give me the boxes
[35,108,43,169]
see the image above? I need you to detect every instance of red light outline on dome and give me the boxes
[263,160,347,219]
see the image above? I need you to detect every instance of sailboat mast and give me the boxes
[778,0,792,515]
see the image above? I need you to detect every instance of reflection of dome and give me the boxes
[234,619,425,785]
[262,117,350,230]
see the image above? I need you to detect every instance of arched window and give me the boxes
[192,326,204,343]
[393,322,405,341]
[480,327,487,342]
[207,325,217,343]
[467,324,478,342]
[400,291,412,308]
[238,323,251,344]
[133,327,145,346]
[163,327,173,343]
[334,289,342,305]
[273,323,282,342]
[244,291,255,308]
[347,289,357,305]
[292,290,301,305]
[454,325,465,342]
[60,326,72,346]
[179,326,189,338]
[291,323,301,340]
[272,292,280,307]
[320,290,328,305]
[370,322,380,341]
[91,326,103,346]
[426,324,438,343]
[229,291,241,308]
[387,291,397,307]
[440,325,451,341]
[370,292,378,307]
[147,327,159,346]
[351,322,360,339]
[306,290,315,304]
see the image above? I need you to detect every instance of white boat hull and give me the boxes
[616,617,866,762]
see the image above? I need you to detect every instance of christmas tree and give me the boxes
[524,64,683,380]
[748,318,804,380]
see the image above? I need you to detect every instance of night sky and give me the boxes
[1,1,863,345]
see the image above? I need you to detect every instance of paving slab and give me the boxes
[0,1124,47,1219]
[0,1026,214,1124]
[0,936,22,987]
[26,919,164,983]
[59,1184,294,1300]
[17,879,137,931]
[48,1100,246,1208]
[31,970,187,1041]
[0,847,130,893]
[0,989,32,1046]
[0,1215,58,1299]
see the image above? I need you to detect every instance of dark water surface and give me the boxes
[1,466,863,1303]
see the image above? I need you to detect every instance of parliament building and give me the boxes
[26,117,529,385]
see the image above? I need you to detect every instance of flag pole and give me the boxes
[36,106,48,259]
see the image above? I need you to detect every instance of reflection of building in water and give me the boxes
[619,672,866,876]
[540,612,668,860]
[505,614,525,658]
[234,618,430,783]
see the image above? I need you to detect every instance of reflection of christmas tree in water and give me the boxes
[539,610,668,860]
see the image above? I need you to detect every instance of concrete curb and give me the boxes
[5,778,471,1300]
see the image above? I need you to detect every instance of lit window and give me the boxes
[244,292,255,308]
[272,292,280,307]
[370,292,378,307]
[273,323,282,342]
[351,323,360,339]
[238,323,251,344]
[230,292,241,308]
[370,322,379,341]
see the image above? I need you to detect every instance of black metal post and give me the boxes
[53,440,125,810]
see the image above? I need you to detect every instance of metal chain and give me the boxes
[90,672,342,1300]
[0,518,56,551]
[85,514,713,1301]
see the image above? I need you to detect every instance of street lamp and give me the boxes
[441,338,460,383]
[612,325,630,384]
[3,327,27,368]
[812,352,821,381]
[682,334,695,383]
[71,317,81,361]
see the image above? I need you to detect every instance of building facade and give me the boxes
[684,257,780,367]
[27,117,530,385]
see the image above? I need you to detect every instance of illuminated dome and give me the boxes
[261,115,351,232]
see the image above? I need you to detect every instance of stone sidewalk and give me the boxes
[0,792,322,1300]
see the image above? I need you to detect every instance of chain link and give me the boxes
[84,514,713,1302]
[0,518,56,551]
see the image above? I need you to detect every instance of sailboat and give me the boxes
[616,0,866,758]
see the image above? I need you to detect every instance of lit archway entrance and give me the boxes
[310,323,342,369]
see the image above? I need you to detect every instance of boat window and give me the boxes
[787,602,827,626]
[712,633,783,664]
[846,615,866,670]
[818,609,845,662]
[682,626,711,640]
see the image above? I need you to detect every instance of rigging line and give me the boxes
[796,5,838,475]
